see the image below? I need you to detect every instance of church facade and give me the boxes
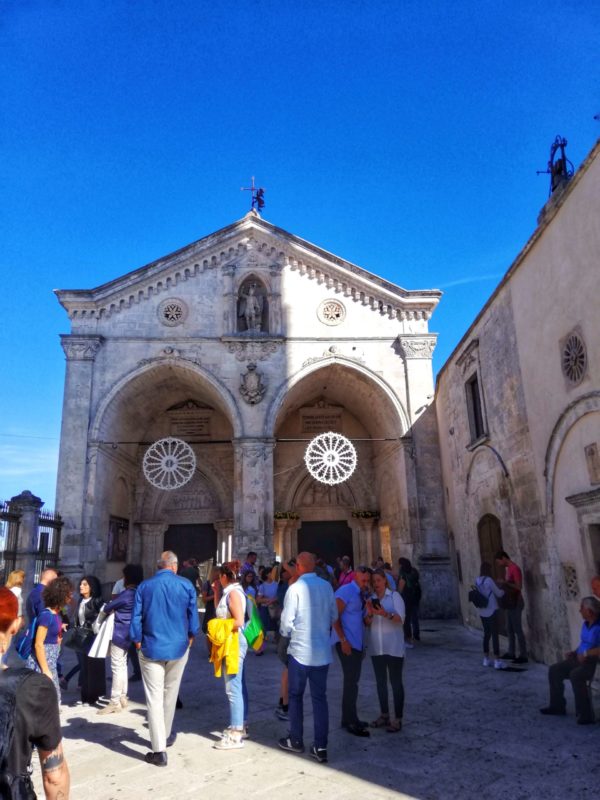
[55,211,454,614]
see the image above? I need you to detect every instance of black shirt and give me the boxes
[4,670,62,775]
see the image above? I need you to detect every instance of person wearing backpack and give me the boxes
[0,587,70,799]
[475,562,506,670]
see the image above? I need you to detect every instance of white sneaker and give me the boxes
[482,657,492,667]
[494,659,507,670]
[214,731,244,750]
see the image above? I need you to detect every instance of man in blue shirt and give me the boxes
[331,565,372,736]
[278,552,338,763]
[540,596,600,724]
[130,550,199,765]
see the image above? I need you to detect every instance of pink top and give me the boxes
[338,570,355,587]
[505,562,523,591]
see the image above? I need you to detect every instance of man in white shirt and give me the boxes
[278,552,338,763]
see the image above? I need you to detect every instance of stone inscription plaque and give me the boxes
[300,406,343,434]
[170,413,213,439]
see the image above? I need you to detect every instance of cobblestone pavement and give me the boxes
[33,621,598,799]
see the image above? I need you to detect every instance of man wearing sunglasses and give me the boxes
[331,565,372,736]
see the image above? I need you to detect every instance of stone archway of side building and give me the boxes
[297,520,353,566]
[164,524,218,565]
[477,514,507,636]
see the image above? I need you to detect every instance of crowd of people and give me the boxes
[1,549,599,797]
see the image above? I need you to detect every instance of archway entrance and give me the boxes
[271,361,409,565]
[298,520,353,565]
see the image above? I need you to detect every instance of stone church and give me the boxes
[55,210,454,614]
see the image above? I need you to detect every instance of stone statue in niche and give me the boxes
[237,280,267,333]
[240,363,266,405]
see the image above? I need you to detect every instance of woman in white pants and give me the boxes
[97,563,144,714]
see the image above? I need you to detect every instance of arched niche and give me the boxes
[237,275,269,333]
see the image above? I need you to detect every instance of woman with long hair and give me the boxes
[475,561,506,669]
[96,563,144,714]
[366,568,405,732]
[212,562,248,749]
[63,574,105,704]
[27,575,73,704]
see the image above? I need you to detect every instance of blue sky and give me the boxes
[0,0,598,509]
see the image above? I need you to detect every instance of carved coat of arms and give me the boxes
[240,363,266,405]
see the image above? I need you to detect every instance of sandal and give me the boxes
[370,715,390,728]
[386,719,402,733]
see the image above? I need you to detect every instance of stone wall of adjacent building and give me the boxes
[435,139,600,662]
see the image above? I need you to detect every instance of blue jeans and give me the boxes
[288,655,329,749]
[223,633,248,728]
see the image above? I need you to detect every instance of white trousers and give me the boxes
[139,648,189,752]
[109,642,128,704]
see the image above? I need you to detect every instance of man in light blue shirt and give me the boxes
[331,565,372,736]
[130,550,199,766]
[278,552,337,763]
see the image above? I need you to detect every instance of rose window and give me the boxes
[143,437,196,490]
[318,299,346,326]
[562,333,587,385]
[304,432,357,485]
[158,298,188,327]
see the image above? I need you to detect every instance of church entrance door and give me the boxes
[477,514,506,635]
[297,520,353,566]
[164,524,217,565]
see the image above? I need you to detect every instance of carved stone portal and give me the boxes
[240,363,266,405]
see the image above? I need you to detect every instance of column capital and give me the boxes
[395,335,437,360]
[60,334,104,361]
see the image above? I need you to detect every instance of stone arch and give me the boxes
[544,391,600,515]
[264,356,410,438]
[90,357,243,442]
[285,470,360,512]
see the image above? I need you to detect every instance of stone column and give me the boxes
[214,519,234,564]
[222,264,237,334]
[268,262,283,335]
[233,438,275,563]
[351,518,377,567]
[273,519,300,561]
[139,523,169,580]
[10,490,44,598]
[55,335,103,574]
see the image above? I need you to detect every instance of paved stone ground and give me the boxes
[33,621,598,799]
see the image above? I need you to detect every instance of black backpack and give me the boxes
[0,668,38,799]
[468,584,489,609]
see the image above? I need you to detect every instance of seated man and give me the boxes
[540,596,600,724]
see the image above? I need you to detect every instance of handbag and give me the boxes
[88,614,115,659]
[63,626,95,654]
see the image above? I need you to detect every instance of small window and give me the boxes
[465,373,486,442]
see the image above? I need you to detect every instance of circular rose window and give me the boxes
[143,437,196,490]
[562,332,587,385]
[317,299,346,326]
[158,298,188,327]
[304,432,357,485]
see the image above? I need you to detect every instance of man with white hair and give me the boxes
[540,596,600,725]
[130,550,199,765]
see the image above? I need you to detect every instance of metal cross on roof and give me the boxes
[241,176,265,212]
